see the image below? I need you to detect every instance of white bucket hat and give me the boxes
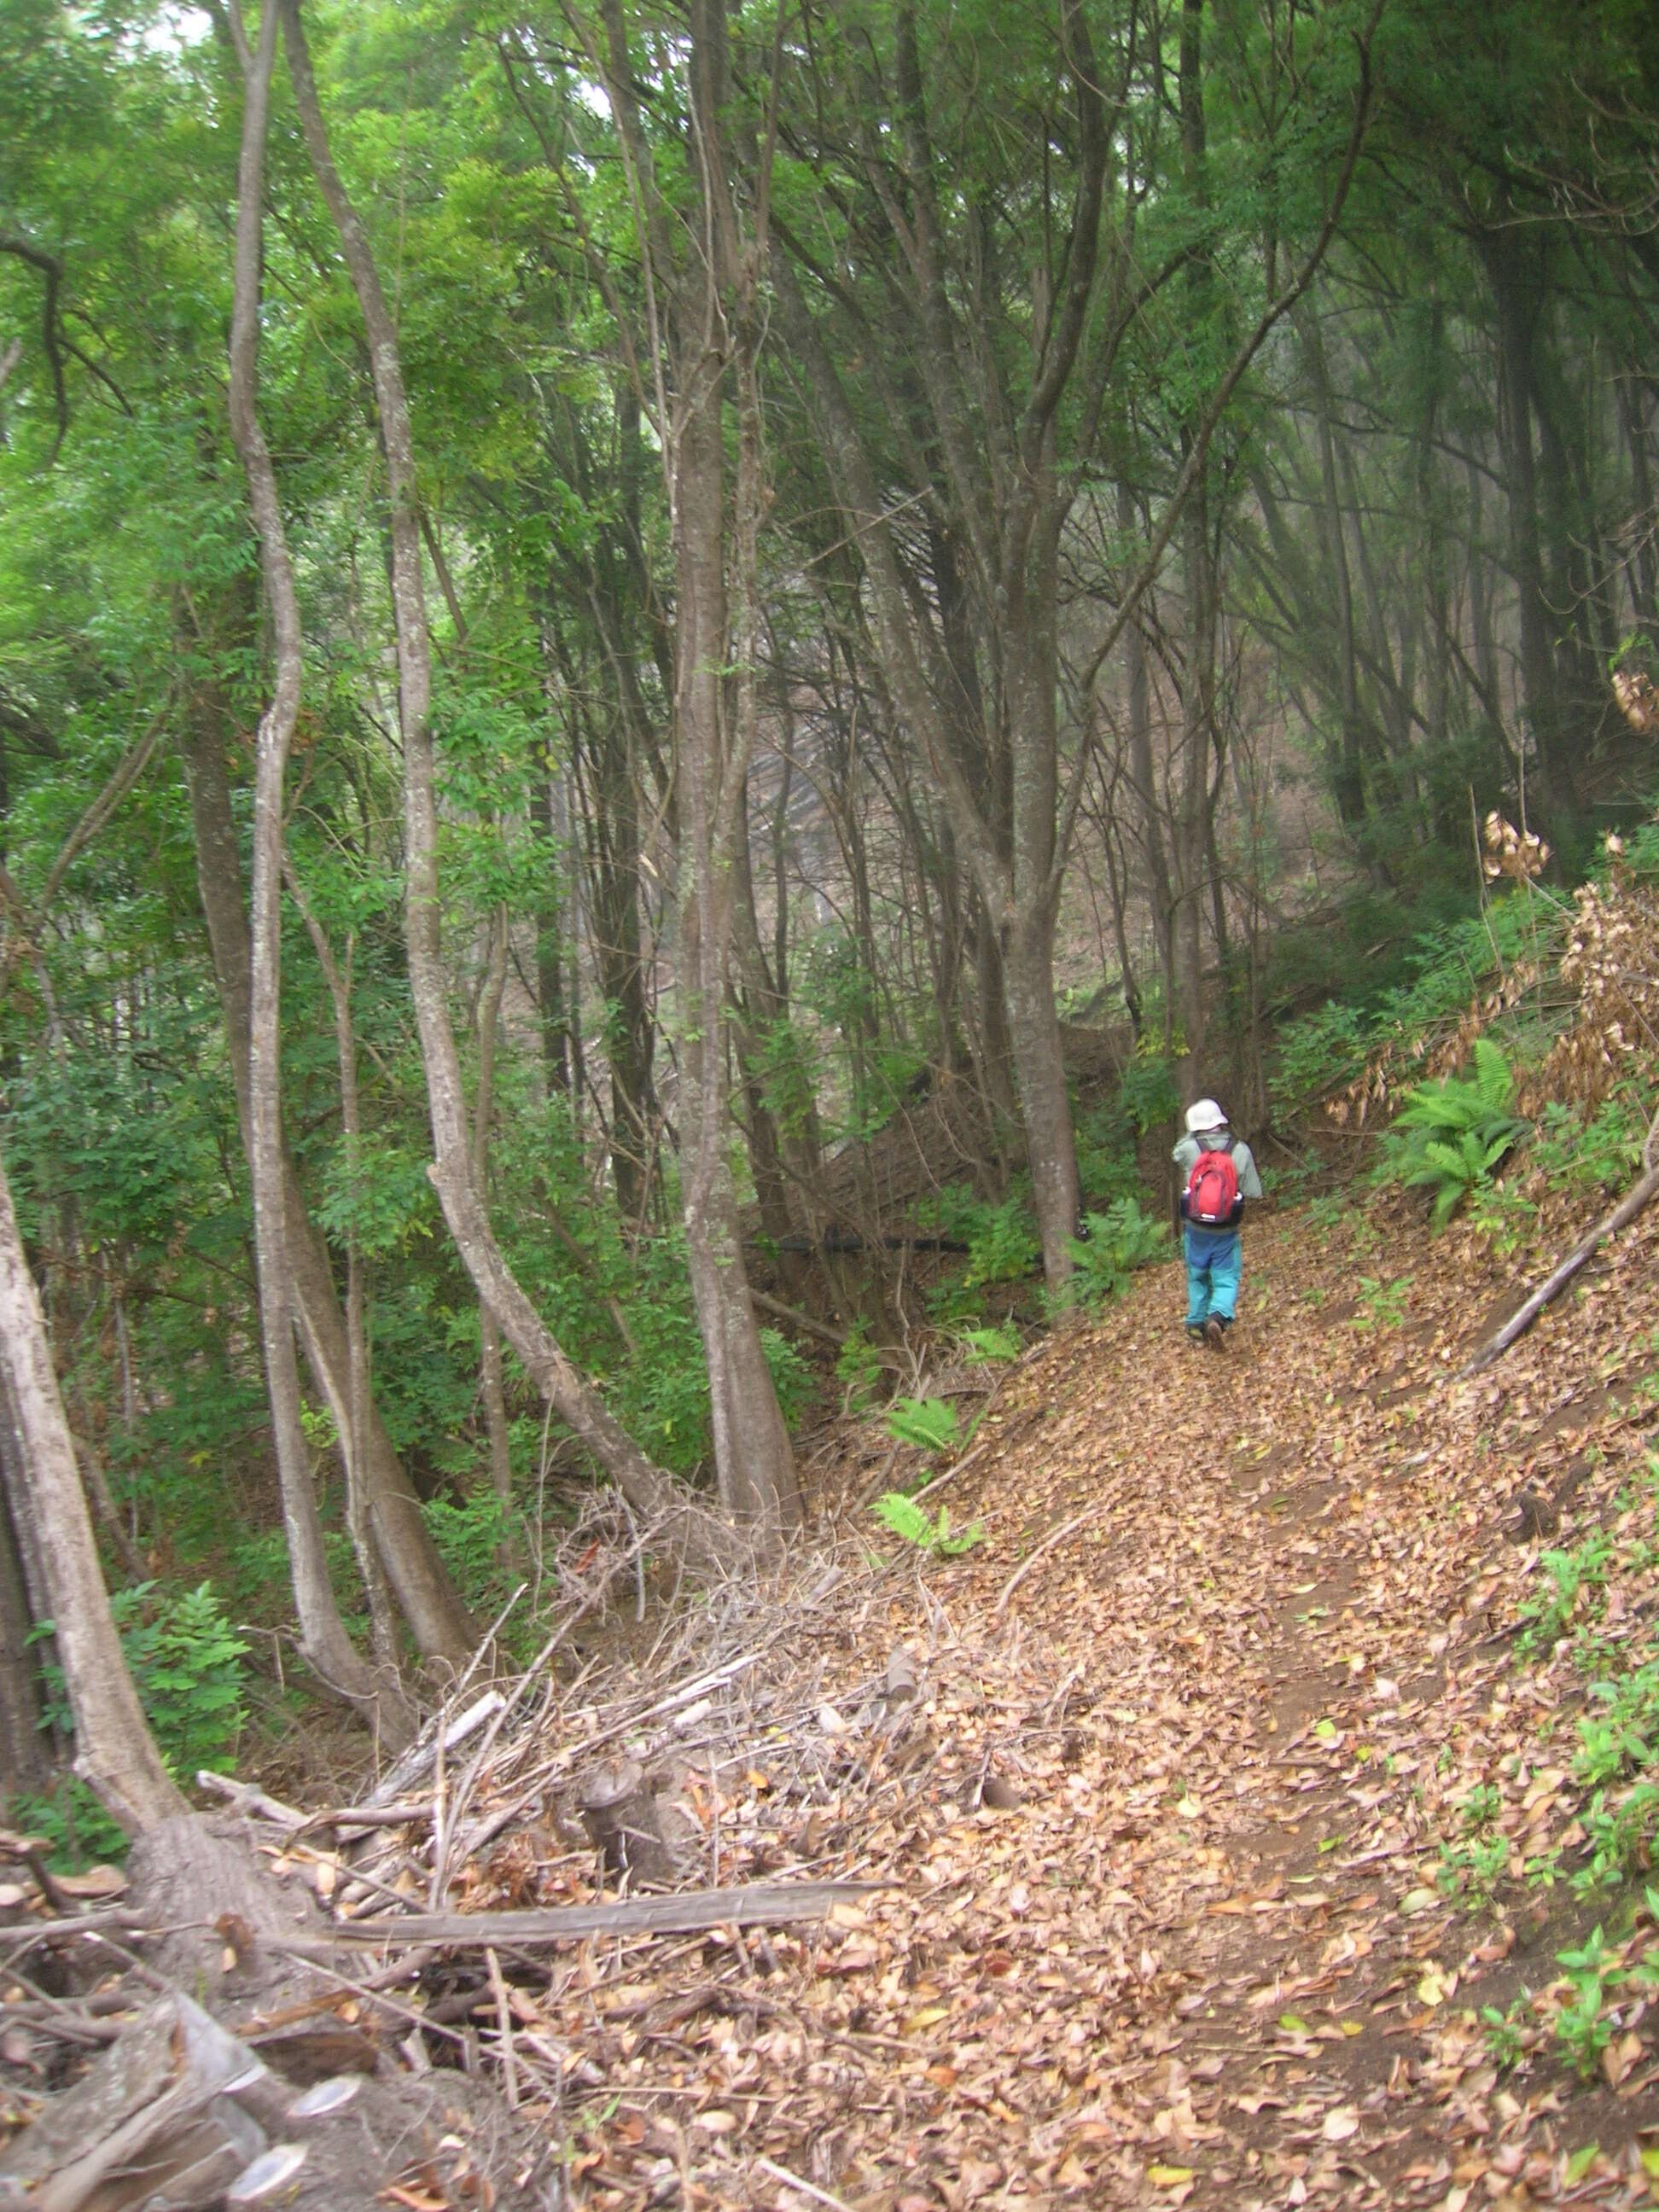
[1185,1098,1226,1135]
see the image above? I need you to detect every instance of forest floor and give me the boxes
[519,1180,1659,2211]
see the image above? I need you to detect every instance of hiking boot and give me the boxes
[1185,1324,1206,1348]
[1204,1317,1226,1350]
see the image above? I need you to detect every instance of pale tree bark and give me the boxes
[174,657,477,1668]
[0,1150,182,1833]
[568,0,800,1539]
[0,1405,52,1796]
[280,0,736,1573]
[225,0,403,1735]
[675,316,800,1534]
[472,906,515,1521]
[283,862,405,1685]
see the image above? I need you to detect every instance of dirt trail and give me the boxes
[538,1194,1659,2209]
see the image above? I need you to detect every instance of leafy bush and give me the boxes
[955,1323,1021,1365]
[885,1396,960,1458]
[963,1194,1041,1288]
[16,1581,248,1865]
[1271,896,1541,1118]
[10,1779,128,1871]
[1376,1039,1527,1227]
[870,1491,983,1557]
[422,1490,524,1617]
[835,1322,884,1412]
[116,1581,249,1779]
[1115,1051,1181,1138]
[1532,1094,1644,1199]
[1062,1196,1168,1310]
[760,1328,816,1429]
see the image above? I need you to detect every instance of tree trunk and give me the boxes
[227,0,391,1729]
[472,906,515,1522]
[0,1399,51,1796]
[0,1150,182,1833]
[177,600,477,1668]
[1002,907,1079,1280]
[284,865,407,1691]
[281,0,736,1574]
[669,270,800,1539]
[1486,227,1576,825]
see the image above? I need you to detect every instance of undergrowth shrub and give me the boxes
[1376,1039,1527,1227]
[1272,897,1540,1118]
[870,1492,983,1557]
[835,1322,884,1412]
[885,1396,960,1458]
[15,1581,248,1866]
[422,1490,526,1621]
[1061,1196,1168,1311]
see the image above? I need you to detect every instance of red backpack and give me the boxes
[1185,1140,1242,1228]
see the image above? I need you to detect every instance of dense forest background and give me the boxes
[3,0,1658,1836]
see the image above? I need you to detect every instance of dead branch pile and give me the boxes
[0,1470,1057,2211]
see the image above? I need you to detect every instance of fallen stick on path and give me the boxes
[994,1504,1095,1617]
[1464,1142,1659,1377]
[281,1878,888,1953]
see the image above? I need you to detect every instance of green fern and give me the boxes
[871,1491,984,1556]
[1379,1040,1528,1229]
[885,1396,960,1457]
[956,1324,1022,1365]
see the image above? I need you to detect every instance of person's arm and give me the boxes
[1235,1143,1265,1201]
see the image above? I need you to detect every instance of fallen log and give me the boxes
[285,1877,886,1952]
[1463,1155,1659,1376]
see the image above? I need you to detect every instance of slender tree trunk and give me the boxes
[0,1403,51,1796]
[1618,374,1657,635]
[528,760,571,1097]
[227,0,391,1727]
[285,865,407,1692]
[281,0,736,1571]
[472,907,515,1521]
[670,283,799,1537]
[1486,229,1575,824]
[176,690,476,1667]
[1120,483,1178,1004]
[0,1151,182,1832]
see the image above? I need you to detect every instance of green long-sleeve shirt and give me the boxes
[1172,1129,1264,1202]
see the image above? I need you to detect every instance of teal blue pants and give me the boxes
[1184,1225,1242,1326]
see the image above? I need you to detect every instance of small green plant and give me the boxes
[34,1580,247,1784]
[1554,1926,1621,2078]
[1481,1996,1531,2069]
[759,1327,816,1429]
[1574,1663,1659,1787]
[963,1195,1042,1289]
[10,1779,128,1871]
[836,1322,885,1412]
[1377,1039,1527,1228]
[1517,1529,1612,1655]
[1353,1273,1413,1331]
[1532,1093,1644,1199]
[1062,1196,1168,1312]
[955,1323,1022,1365]
[1572,1781,1659,1895]
[1468,1176,1540,1257]
[1438,1832,1509,1906]
[18,1580,248,1867]
[1461,1781,1503,1831]
[870,1492,985,1557]
[885,1396,961,1458]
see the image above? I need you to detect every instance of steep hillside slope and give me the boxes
[525,1183,1659,2209]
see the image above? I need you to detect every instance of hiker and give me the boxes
[1173,1099,1263,1349]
